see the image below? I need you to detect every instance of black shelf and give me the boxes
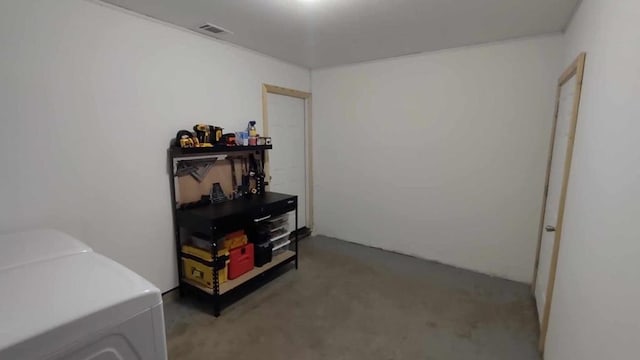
[169,145,272,158]
[168,135,298,317]
[178,192,296,222]
[175,192,297,241]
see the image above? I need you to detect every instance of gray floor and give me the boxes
[164,236,540,360]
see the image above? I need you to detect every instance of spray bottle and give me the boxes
[247,121,258,137]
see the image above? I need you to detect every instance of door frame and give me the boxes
[262,84,314,229]
[531,52,586,352]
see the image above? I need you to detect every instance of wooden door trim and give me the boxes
[262,84,314,230]
[263,84,311,99]
[531,52,586,353]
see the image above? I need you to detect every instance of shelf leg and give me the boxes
[213,295,221,317]
[295,204,299,270]
[212,227,221,317]
[175,227,184,297]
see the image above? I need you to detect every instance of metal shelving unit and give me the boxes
[168,145,298,317]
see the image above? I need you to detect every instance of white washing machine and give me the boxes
[0,229,168,359]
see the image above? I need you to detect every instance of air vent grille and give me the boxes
[198,23,232,35]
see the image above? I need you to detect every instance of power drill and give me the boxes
[193,124,212,144]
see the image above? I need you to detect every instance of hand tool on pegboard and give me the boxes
[248,154,266,195]
[210,183,227,204]
[175,158,218,183]
[255,157,266,195]
[241,158,250,197]
[228,157,241,199]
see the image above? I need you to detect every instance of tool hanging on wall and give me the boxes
[256,157,268,192]
[174,155,226,183]
[210,183,227,204]
[228,158,241,200]
[248,155,257,194]
[175,160,215,182]
[241,158,250,197]
[248,154,266,195]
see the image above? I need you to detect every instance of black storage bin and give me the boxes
[247,227,270,245]
[254,242,273,267]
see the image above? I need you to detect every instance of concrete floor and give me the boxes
[164,236,540,360]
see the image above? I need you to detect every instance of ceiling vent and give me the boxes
[198,23,233,36]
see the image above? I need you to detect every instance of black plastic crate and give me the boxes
[254,242,273,267]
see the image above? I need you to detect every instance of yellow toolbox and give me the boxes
[223,230,248,250]
[182,245,229,288]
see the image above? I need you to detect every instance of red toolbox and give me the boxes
[228,243,254,280]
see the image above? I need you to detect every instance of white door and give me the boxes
[267,93,307,229]
[534,76,577,320]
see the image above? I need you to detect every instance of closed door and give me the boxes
[535,76,577,318]
[532,53,586,352]
[267,93,307,229]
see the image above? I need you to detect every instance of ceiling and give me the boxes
[102,0,580,69]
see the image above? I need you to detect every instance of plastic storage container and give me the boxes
[265,215,289,232]
[248,214,290,245]
[254,242,273,267]
[181,245,230,287]
[270,229,290,242]
[228,243,254,280]
[272,239,291,257]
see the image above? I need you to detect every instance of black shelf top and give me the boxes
[177,192,296,222]
[169,145,272,158]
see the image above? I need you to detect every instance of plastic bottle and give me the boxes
[248,121,258,137]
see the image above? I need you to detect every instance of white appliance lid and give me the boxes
[0,229,92,271]
[0,251,162,359]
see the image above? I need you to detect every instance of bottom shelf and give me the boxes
[181,250,296,295]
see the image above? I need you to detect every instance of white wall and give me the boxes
[0,0,309,292]
[544,0,640,358]
[312,35,563,282]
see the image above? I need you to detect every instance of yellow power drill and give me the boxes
[193,124,222,146]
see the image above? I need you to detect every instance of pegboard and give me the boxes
[174,153,264,206]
